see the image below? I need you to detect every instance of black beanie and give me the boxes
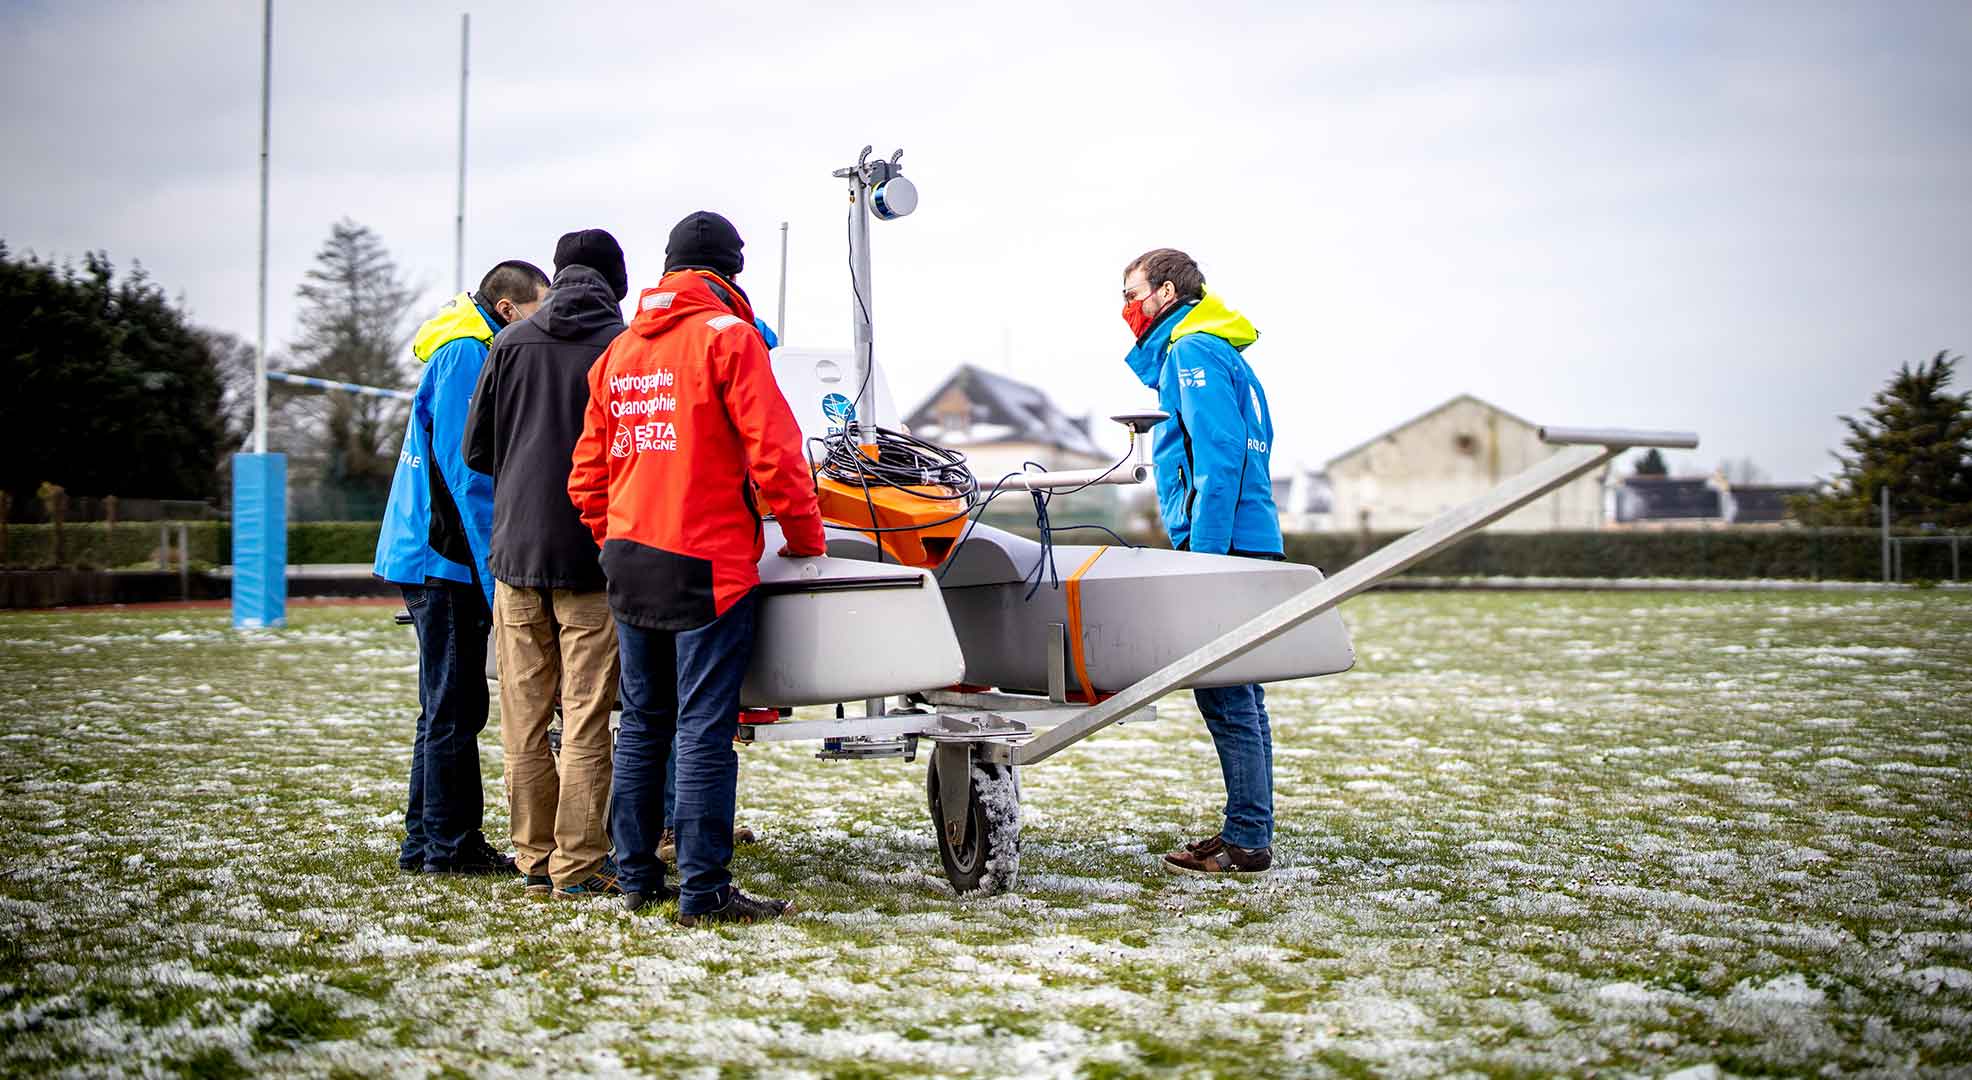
[664,211,744,280]
[553,228,628,301]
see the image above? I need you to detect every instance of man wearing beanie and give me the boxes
[465,229,629,899]
[569,211,826,924]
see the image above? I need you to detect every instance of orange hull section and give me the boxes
[815,476,967,568]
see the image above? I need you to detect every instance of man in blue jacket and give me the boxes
[375,260,550,875]
[1120,247,1283,877]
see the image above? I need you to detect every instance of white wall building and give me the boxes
[1325,394,1607,533]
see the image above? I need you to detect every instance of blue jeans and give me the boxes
[611,592,757,914]
[1193,682,1274,850]
[400,582,492,866]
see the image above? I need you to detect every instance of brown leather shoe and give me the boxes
[1162,835,1272,877]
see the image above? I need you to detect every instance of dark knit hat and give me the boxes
[663,211,744,280]
[553,228,628,301]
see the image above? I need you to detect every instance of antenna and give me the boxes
[830,145,917,449]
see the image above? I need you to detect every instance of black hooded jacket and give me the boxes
[464,265,626,591]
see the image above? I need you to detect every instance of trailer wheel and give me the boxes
[926,753,1021,895]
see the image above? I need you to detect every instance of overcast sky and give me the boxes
[4,1,1967,483]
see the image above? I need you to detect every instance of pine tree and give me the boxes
[287,220,421,518]
[1804,352,1972,527]
[1632,449,1668,476]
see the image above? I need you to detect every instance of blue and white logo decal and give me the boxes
[1178,366,1208,389]
[822,393,857,433]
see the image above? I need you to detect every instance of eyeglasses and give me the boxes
[1122,282,1159,302]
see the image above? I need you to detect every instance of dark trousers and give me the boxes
[400,582,492,866]
[611,592,757,914]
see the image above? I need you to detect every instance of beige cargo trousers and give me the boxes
[494,582,618,887]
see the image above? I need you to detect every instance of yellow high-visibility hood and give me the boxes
[411,293,496,363]
[1169,290,1258,350]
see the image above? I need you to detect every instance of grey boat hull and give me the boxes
[816,523,1355,698]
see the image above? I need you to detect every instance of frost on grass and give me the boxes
[1,592,1970,1076]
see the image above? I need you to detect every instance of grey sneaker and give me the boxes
[554,856,623,899]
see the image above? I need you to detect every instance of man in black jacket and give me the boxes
[465,229,632,900]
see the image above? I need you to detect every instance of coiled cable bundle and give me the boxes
[807,427,982,560]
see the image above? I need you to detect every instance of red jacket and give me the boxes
[568,270,825,629]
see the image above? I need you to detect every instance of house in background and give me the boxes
[905,364,1110,481]
[1324,394,1606,533]
[1273,466,1334,533]
[1610,474,1815,526]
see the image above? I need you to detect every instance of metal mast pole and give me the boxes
[777,220,789,344]
[849,171,875,447]
[253,0,272,454]
[454,13,469,293]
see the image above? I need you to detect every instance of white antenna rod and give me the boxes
[454,13,469,293]
[253,0,271,454]
[777,220,789,344]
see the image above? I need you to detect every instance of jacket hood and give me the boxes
[1170,290,1258,350]
[412,292,497,363]
[537,266,626,341]
[629,269,756,339]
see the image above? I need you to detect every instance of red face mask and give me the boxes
[1123,296,1155,339]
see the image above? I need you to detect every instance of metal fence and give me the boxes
[1889,534,1965,583]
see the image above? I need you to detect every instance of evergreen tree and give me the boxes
[286,220,421,519]
[1802,351,1972,527]
[1632,448,1668,476]
[0,242,228,515]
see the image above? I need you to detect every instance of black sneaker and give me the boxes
[621,881,683,913]
[423,833,519,877]
[676,888,793,927]
[522,873,552,896]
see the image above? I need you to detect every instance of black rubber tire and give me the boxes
[926,757,1021,895]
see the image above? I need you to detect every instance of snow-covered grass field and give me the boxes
[1,591,1968,1078]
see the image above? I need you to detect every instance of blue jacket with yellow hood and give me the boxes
[372,292,499,607]
[1123,291,1282,556]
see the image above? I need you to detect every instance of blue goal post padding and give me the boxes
[231,453,288,628]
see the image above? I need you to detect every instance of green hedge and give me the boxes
[284,521,382,565]
[4,519,1957,580]
[1278,527,1957,582]
[2,520,381,569]
[0,520,226,569]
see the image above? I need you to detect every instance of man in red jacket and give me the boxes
[569,210,825,924]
